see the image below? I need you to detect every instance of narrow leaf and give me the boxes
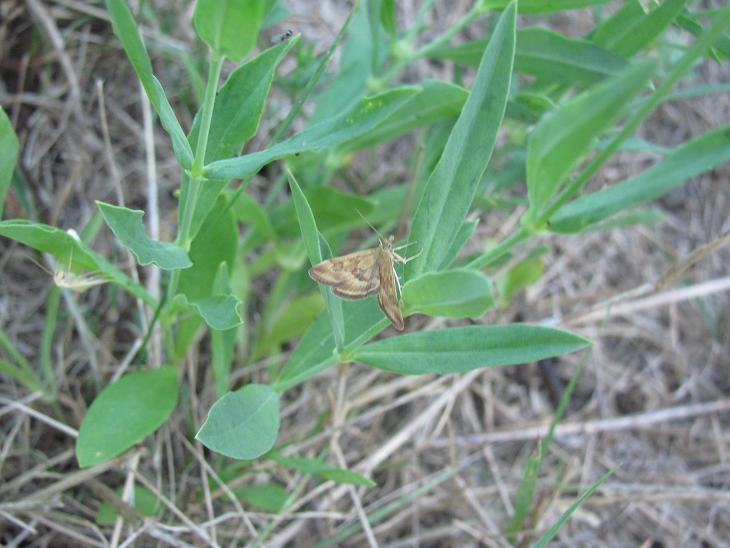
[311,2,376,124]
[271,453,376,487]
[339,80,466,153]
[353,325,590,375]
[429,28,627,85]
[287,171,345,351]
[407,1,516,277]
[96,486,160,525]
[76,367,178,467]
[533,469,615,548]
[190,38,298,163]
[234,484,288,512]
[97,201,192,270]
[591,0,690,58]
[196,384,280,460]
[549,124,730,233]
[0,107,19,216]
[104,0,193,167]
[380,0,397,39]
[480,0,611,11]
[204,88,419,180]
[526,59,656,214]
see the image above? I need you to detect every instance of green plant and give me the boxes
[1,0,729,543]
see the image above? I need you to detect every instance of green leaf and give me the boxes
[76,367,178,467]
[311,2,377,124]
[271,453,376,487]
[0,220,154,306]
[287,171,345,351]
[97,202,192,270]
[0,107,19,216]
[497,257,544,308]
[549,124,730,233]
[403,269,495,318]
[429,28,626,85]
[533,469,615,548]
[104,0,193,168]
[196,39,297,162]
[353,325,590,375]
[196,384,280,460]
[339,80,467,153]
[507,364,584,542]
[96,486,161,525]
[193,0,264,61]
[269,187,376,242]
[591,0,690,58]
[479,0,611,12]
[525,59,656,215]
[0,358,41,393]
[234,484,288,512]
[204,87,419,180]
[179,195,242,329]
[257,292,324,358]
[185,39,297,241]
[274,299,385,391]
[516,27,627,84]
[439,219,479,269]
[407,1,516,278]
[583,208,664,233]
[188,295,242,331]
[234,192,279,243]
[677,12,730,61]
[380,0,397,39]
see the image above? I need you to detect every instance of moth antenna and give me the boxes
[24,254,54,277]
[355,208,385,241]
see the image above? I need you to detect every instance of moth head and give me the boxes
[381,234,395,250]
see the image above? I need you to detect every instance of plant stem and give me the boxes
[166,51,223,306]
[182,50,224,249]
[466,226,528,270]
[380,1,482,84]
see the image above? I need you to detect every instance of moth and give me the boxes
[31,229,109,292]
[308,234,418,331]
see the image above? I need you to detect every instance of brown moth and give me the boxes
[308,235,415,330]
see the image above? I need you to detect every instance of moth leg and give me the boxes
[393,249,423,264]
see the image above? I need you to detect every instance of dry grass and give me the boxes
[1,0,730,546]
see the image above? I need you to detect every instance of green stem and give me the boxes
[40,286,61,398]
[466,226,528,270]
[166,51,224,305]
[183,50,224,248]
[537,4,730,226]
[380,1,482,84]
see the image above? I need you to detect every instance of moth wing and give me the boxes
[309,249,380,300]
[54,270,108,292]
[376,254,404,330]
